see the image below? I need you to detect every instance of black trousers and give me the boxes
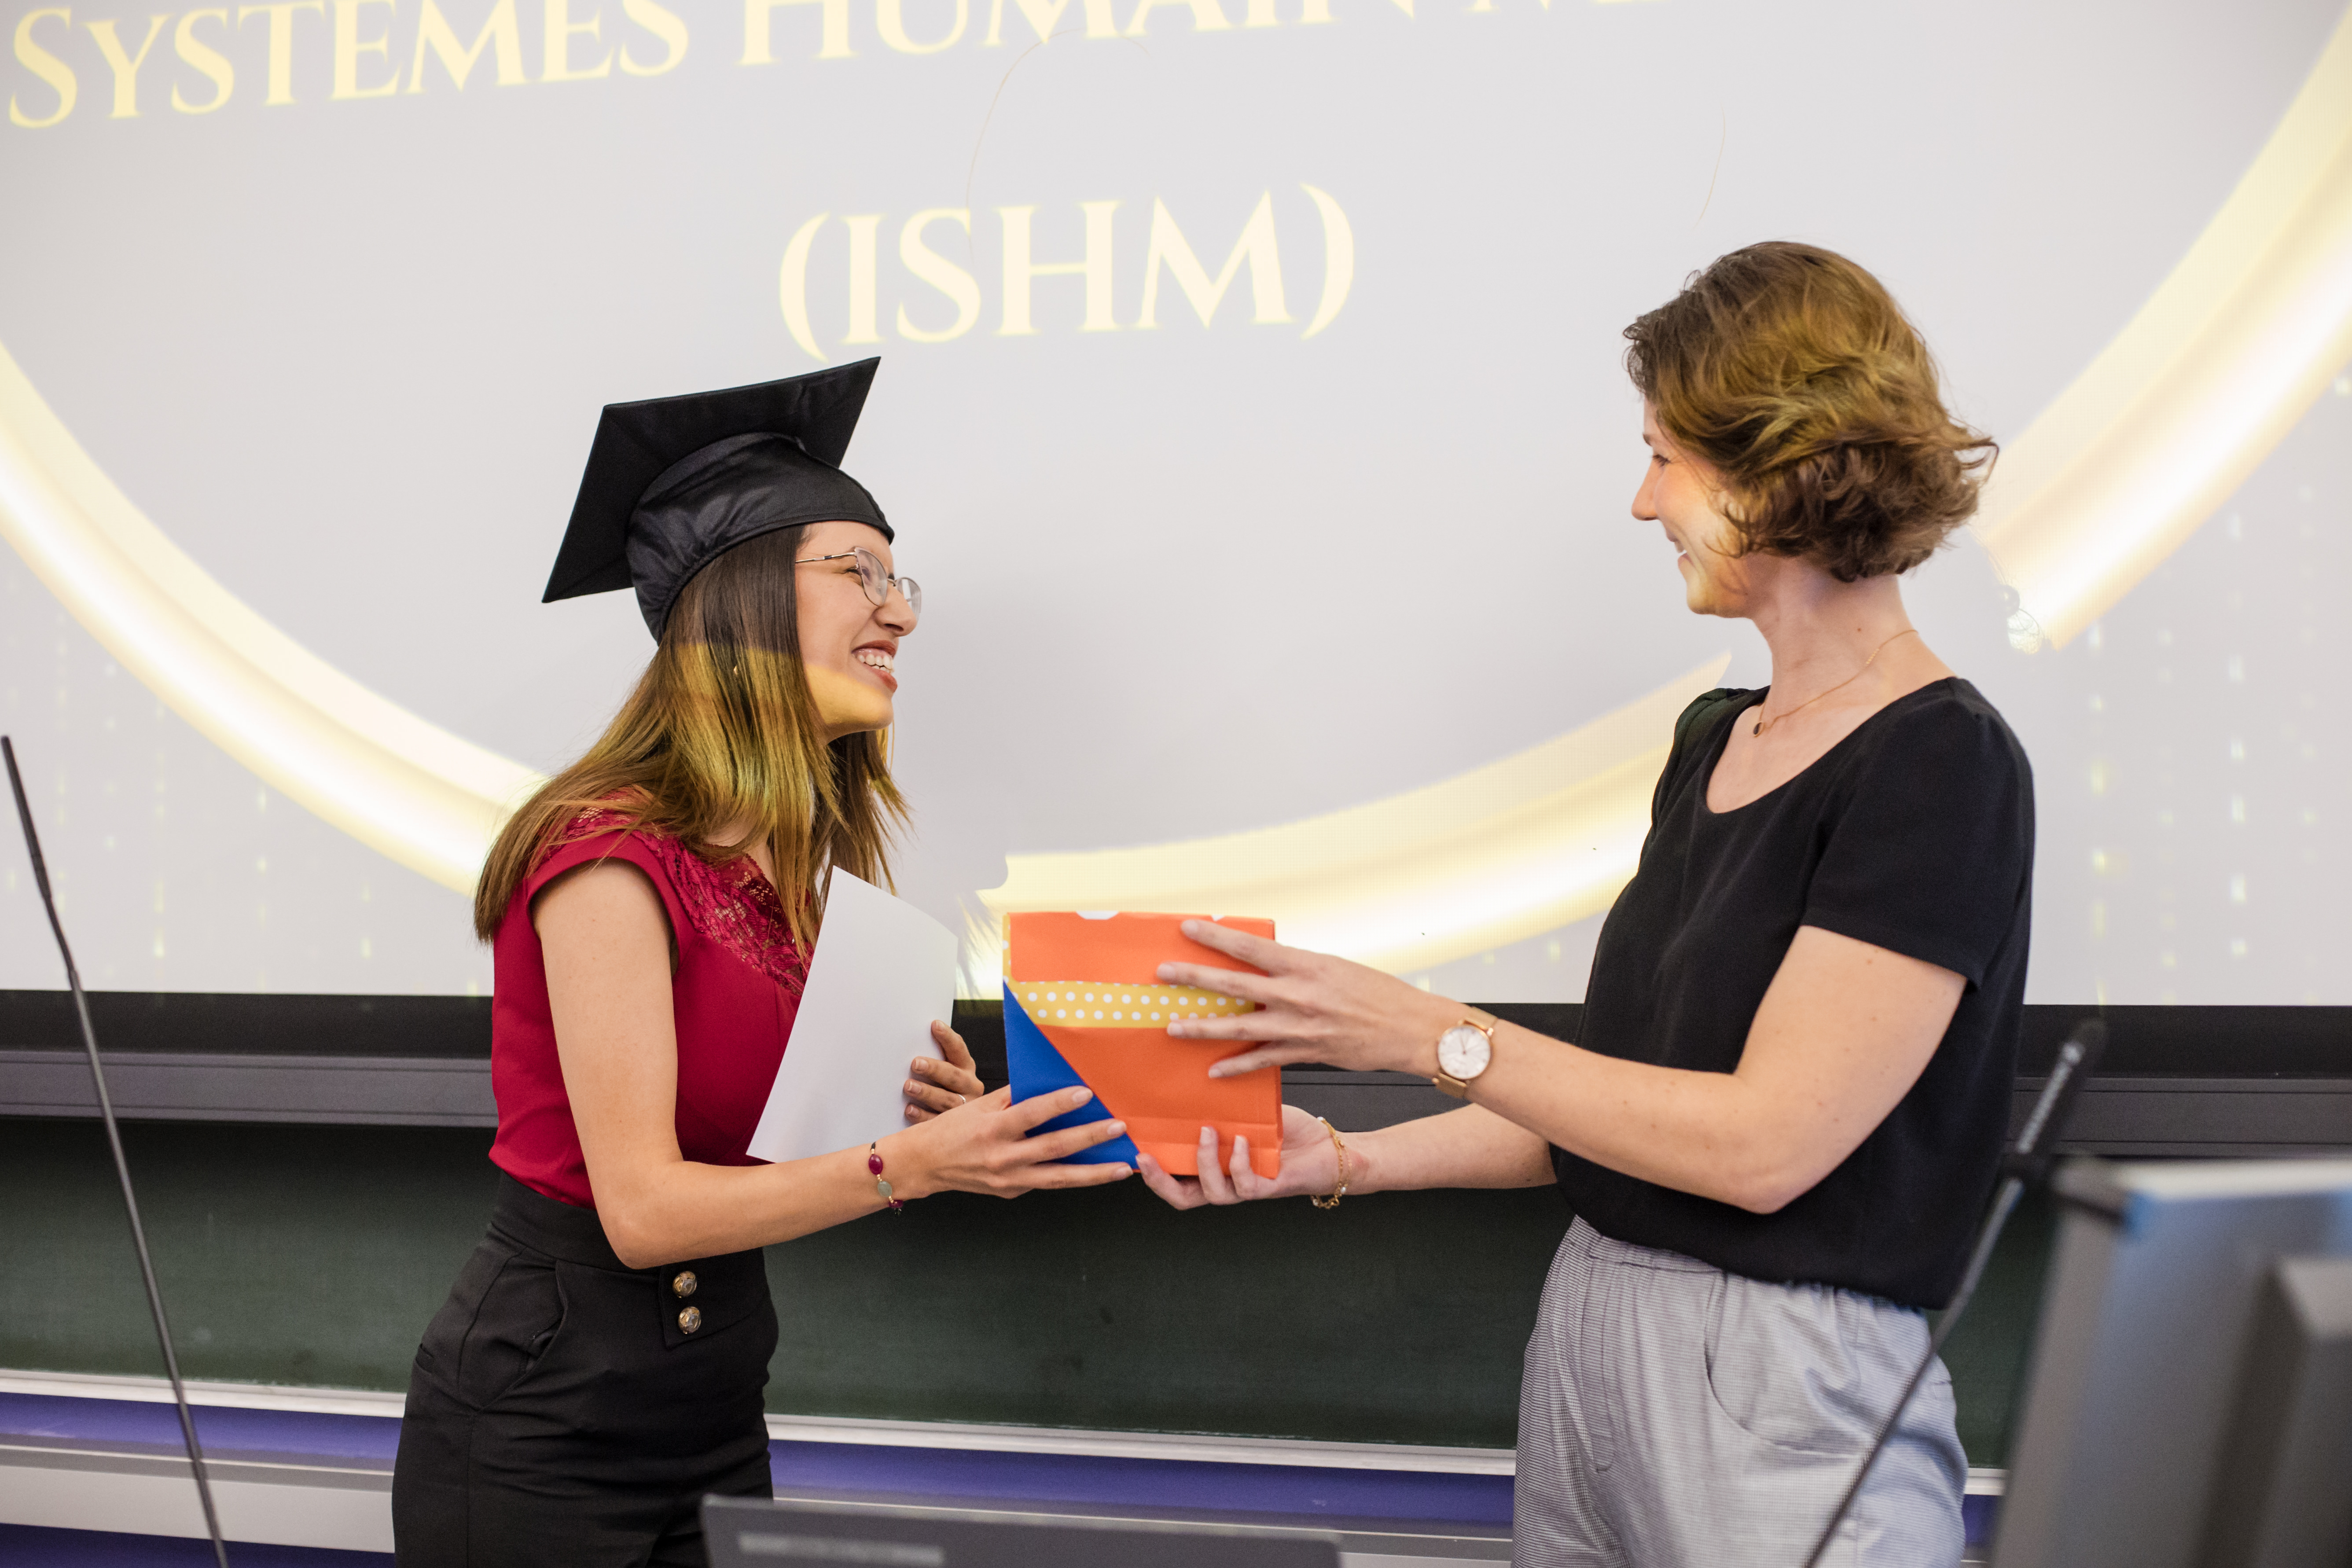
[392,1175,778,1568]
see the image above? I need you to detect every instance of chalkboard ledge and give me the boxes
[2,1366,1520,1473]
[4,995,2345,1151]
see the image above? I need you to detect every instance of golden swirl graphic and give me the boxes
[977,657,1729,979]
[1974,2,2352,648]
[0,346,540,892]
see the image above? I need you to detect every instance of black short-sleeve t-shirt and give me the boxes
[1551,678,2034,1310]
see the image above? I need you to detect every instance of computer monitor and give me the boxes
[2199,1252,2352,1566]
[1993,1158,2352,1568]
[702,1495,1345,1568]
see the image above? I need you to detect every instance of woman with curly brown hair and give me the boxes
[1140,244,2027,1568]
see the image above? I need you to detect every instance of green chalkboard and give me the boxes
[0,1117,2052,1458]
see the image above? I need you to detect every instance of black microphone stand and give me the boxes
[1797,1017,2109,1568]
[4,736,231,1568]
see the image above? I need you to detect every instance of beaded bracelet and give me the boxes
[1311,1116,1349,1210]
[867,1142,904,1212]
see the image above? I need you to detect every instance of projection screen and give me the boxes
[2,0,2347,1004]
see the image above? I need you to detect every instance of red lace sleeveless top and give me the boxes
[487,812,808,1208]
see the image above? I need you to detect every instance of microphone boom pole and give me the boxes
[3,735,231,1567]
[1796,1017,2109,1568]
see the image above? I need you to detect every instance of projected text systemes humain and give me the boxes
[7,0,1624,125]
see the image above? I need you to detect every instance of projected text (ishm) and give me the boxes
[778,188,1353,358]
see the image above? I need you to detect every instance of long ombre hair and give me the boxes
[473,525,907,944]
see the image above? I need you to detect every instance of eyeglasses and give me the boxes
[796,547,921,619]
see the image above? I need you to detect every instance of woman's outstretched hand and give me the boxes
[1136,1104,1345,1209]
[903,1020,983,1121]
[898,1083,1132,1197]
[1155,920,1461,1080]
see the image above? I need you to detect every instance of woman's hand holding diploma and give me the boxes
[1132,916,1433,1208]
[902,1020,983,1121]
[893,1021,1138,1196]
[897,1084,1133,1198]
[1153,918,1458,1078]
[1135,1105,1340,1208]
[1136,917,1569,1207]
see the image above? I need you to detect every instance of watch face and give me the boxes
[1437,1025,1492,1081]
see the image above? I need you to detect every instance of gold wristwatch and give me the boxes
[1431,1012,1496,1098]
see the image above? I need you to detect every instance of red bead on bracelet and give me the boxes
[867,1142,903,1212]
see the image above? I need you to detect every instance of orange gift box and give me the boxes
[1003,911,1281,1179]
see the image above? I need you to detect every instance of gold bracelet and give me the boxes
[1311,1116,1348,1210]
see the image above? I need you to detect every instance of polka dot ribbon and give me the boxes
[1013,984,1257,1028]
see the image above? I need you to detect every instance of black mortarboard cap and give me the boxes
[544,359,891,639]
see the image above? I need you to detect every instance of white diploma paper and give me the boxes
[744,869,961,1166]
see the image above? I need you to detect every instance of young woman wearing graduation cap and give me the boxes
[390,360,1134,1568]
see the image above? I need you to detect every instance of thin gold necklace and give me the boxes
[1752,629,1918,738]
